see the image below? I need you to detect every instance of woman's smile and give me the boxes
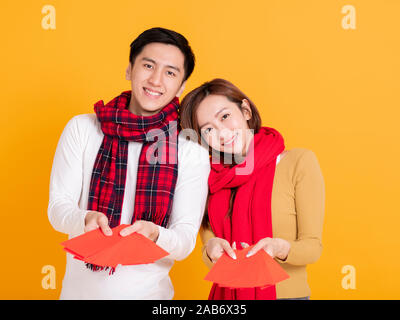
[222,133,238,147]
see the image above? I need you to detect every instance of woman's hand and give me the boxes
[119,220,160,242]
[84,211,112,236]
[246,237,291,260]
[205,237,237,262]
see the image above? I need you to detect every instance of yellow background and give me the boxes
[1,0,399,299]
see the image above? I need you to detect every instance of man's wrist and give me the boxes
[153,225,160,242]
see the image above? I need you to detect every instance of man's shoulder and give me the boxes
[177,132,210,167]
[177,131,208,154]
[69,113,98,127]
[59,114,101,146]
[64,113,99,135]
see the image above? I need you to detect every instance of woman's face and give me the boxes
[196,94,253,156]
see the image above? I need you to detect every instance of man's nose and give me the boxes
[148,69,162,86]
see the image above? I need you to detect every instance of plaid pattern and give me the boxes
[88,91,179,230]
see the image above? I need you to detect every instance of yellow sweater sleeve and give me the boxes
[278,149,325,266]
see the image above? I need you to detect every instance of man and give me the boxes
[48,28,210,299]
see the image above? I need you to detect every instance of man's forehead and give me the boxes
[138,43,185,68]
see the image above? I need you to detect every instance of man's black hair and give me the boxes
[129,27,195,81]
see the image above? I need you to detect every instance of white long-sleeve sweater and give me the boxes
[47,113,210,300]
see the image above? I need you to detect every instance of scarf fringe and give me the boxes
[86,263,115,275]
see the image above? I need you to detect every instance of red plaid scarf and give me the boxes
[86,91,179,273]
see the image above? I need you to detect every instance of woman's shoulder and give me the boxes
[284,148,316,159]
[280,148,321,171]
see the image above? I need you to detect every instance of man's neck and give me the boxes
[128,99,159,117]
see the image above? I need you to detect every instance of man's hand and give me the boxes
[119,220,160,242]
[84,211,112,236]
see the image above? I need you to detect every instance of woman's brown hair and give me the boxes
[180,78,262,229]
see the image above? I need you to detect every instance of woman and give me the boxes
[180,78,325,300]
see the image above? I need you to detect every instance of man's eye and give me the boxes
[144,64,153,69]
[167,71,176,77]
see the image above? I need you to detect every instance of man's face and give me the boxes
[126,42,186,116]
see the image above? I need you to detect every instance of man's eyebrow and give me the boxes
[141,57,181,73]
[199,107,228,129]
[142,57,156,64]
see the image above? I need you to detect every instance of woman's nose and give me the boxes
[218,128,233,143]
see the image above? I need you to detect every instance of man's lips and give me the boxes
[143,87,163,98]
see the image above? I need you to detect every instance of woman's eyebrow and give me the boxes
[199,107,228,129]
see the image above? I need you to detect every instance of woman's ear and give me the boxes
[125,63,132,80]
[241,99,252,120]
[176,80,186,98]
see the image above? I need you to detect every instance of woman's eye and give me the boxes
[221,113,230,120]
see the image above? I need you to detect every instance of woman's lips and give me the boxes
[222,133,238,147]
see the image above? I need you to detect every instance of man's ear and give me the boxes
[241,99,252,120]
[125,63,132,80]
[176,80,187,98]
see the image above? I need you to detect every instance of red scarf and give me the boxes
[87,91,179,273]
[207,127,285,299]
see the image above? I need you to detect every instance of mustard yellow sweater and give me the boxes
[200,148,325,299]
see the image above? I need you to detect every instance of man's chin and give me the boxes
[132,94,175,116]
[137,104,166,116]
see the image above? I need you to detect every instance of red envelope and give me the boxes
[204,245,289,289]
[61,224,169,269]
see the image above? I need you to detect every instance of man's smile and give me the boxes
[143,87,163,98]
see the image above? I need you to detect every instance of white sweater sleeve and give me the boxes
[47,116,89,236]
[155,140,210,261]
